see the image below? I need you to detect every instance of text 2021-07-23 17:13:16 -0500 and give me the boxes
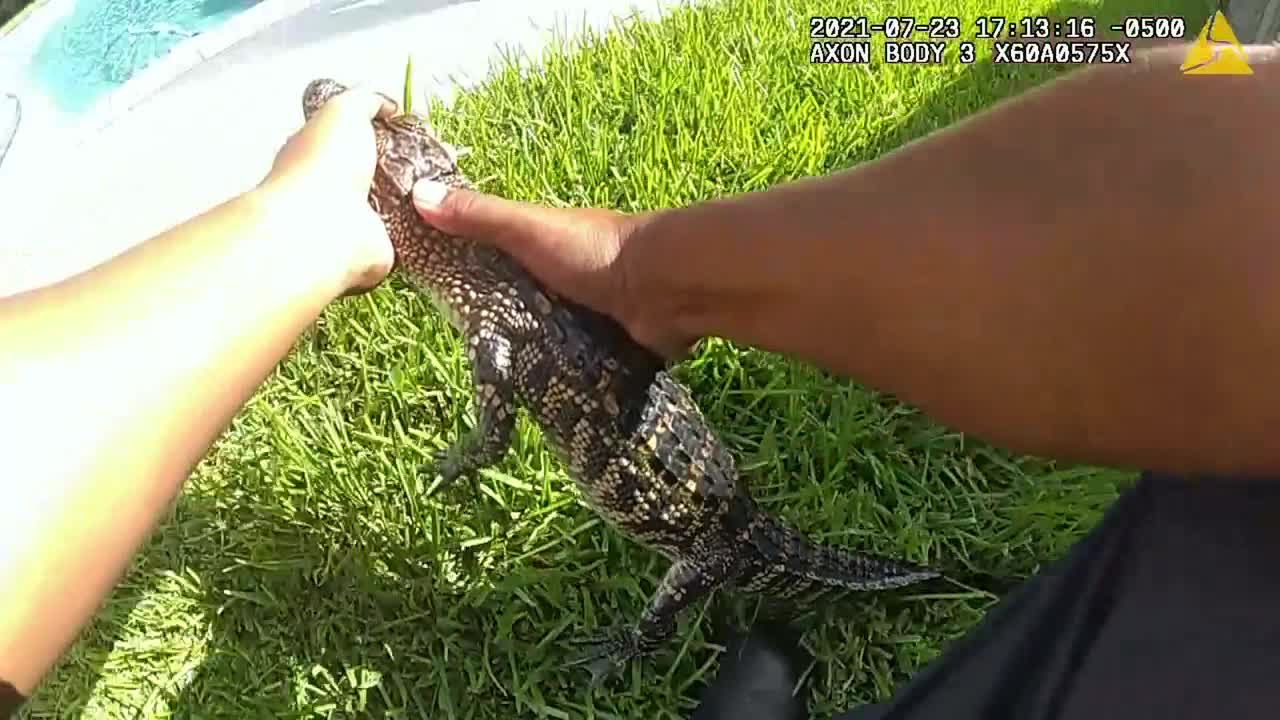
[806,14,1189,65]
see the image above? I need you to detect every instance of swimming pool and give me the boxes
[28,0,263,115]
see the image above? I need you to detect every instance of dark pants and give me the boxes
[693,472,1280,720]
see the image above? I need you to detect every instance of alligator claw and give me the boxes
[566,629,616,646]
[423,446,472,497]
[565,626,640,686]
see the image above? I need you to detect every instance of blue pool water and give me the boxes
[28,0,262,115]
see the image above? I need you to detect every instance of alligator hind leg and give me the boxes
[428,330,517,495]
[568,555,733,685]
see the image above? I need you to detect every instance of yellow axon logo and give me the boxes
[1180,10,1253,75]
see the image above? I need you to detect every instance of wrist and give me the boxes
[241,183,363,301]
[616,192,811,359]
[614,207,723,355]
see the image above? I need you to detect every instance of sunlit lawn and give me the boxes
[24,0,1210,717]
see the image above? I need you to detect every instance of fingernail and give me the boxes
[413,180,448,207]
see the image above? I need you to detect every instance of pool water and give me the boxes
[28,0,262,115]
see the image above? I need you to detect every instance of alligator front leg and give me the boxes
[428,329,517,495]
[568,555,733,685]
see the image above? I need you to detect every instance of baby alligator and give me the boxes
[301,78,939,683]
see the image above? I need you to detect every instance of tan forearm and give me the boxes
[627,43,1280,476]
[0,188,344,693]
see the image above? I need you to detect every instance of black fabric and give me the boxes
[690,620,810,720]
[0,680,25,719]
[693,472,1280,720]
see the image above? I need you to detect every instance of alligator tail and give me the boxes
[750,514,939,592]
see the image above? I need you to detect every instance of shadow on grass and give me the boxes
[25,0,1213,717]
[32,460,549,718]
[155,490,496,718]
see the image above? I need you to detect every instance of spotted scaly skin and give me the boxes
[302,78,940,683]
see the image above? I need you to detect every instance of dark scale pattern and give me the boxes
[302,78,943,683]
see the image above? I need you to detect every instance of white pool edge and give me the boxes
[0,0,707,298]
[25,0,322,145]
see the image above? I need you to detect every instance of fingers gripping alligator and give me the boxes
[301,78,939,683]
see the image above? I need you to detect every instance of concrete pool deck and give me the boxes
[0,0,702,297]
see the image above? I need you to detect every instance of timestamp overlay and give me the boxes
[808,15,1189,66]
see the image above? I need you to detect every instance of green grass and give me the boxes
[24,0,1212,717]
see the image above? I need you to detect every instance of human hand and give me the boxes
[257,87,397,295]
[411,180,687,357]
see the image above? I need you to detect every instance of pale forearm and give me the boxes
[628,43,1280,475]
[0,188,344,692]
